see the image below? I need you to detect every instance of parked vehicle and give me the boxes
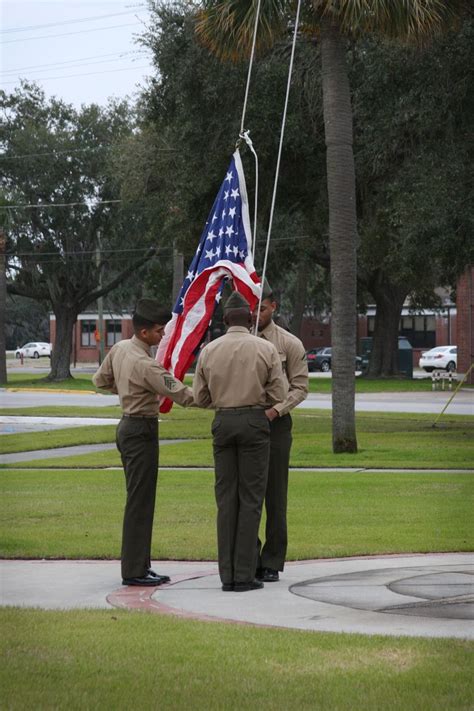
[306,347,362,373]
[15,342,52,359]
[418,346,457,373]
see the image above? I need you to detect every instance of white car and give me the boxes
[15,342,52,359]
[419,346,457,373]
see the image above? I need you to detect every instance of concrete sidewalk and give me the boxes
[1,553,473,639]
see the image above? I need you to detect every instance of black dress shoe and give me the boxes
[122,572,166,586]
[234,579,264,592]
[148,569,171,583]
[221,583,234,592]
[260,567,279,582]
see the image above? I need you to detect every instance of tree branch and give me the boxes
[79,246,157,310]
[6,282,49,301]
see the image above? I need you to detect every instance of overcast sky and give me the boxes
[1,0,154,108]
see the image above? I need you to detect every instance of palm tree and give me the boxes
[196,0,466,453]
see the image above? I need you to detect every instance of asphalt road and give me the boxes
[1,388,472,416]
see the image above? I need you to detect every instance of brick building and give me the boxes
[50,312,134,366]
[52,304,459,369]
[456,266,474,384]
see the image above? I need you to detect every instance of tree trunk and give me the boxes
[0,230,7,384]
[367,273,408,377]
[47,307,78,381]
[320,18,358,453]
[290,258,309,338]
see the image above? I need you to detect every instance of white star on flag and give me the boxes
[156,150,262,414]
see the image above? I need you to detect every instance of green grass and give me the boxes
[5,373,99,391]
[4,373,194,391]
[4,410,472,469]
[7,371,471,393]
[0,409,214,453]
[1,469,472,559]
[0,405,123,418]
[2,608,472,711]
[0,425,118,454]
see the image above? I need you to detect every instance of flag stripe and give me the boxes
[157,149,261,413]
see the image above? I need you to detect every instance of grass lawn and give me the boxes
[6,371,470,393]
[0,469,472,559]
[0,405,123,418]
[3,410,472,469]
[1,608,473,711]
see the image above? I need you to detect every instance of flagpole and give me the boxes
[253,0,302,335]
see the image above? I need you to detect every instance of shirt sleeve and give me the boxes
[265,346,288,406]
[92,351,118,394]
[272,338,309,417]
[143,361,194,407]
[192,352,213,408]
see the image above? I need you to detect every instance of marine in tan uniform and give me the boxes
[93,299,194,586]
[253,280,308,582]
[193,291,286,592]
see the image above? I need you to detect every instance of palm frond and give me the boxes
[195,0,290,61]
[313,0,468,42]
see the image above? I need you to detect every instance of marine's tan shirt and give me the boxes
[259,320,308,417]
[193,326,287,409]
[92,335,193,415]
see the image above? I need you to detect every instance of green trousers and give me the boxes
[116,416,159,579]
[212,408,271,585]
[257,414,293,571]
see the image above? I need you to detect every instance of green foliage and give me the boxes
[1,83,161,377]
[353,22,474,293]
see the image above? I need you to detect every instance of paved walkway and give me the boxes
[1,554,473,639]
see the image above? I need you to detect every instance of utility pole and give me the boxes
[0,228,7,384]
[172,243,184,305]
[96,230,105,365]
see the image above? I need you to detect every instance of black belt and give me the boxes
[122,414,158,420]
[216,406,266,413]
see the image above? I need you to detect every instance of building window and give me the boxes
[107,319,122,346]
[367,314,435,348]
[399,315,436,348]
[81,320,96,347]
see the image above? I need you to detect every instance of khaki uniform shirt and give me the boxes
[92,335,193,415]
[193,326,287,409]
[259,320,308,417]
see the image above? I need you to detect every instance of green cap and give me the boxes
[223,291,250,312]
[134,299,170,324]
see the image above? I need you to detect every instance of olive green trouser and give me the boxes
[257,414,293,572]
[212,408,271,585]
[116,416,159,579]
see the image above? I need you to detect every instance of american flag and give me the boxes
[157,149,261,413]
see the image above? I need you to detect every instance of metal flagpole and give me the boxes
[254,0,303,334]
[431,362,474,427]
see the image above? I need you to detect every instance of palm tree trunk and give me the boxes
[320,17,358,453]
